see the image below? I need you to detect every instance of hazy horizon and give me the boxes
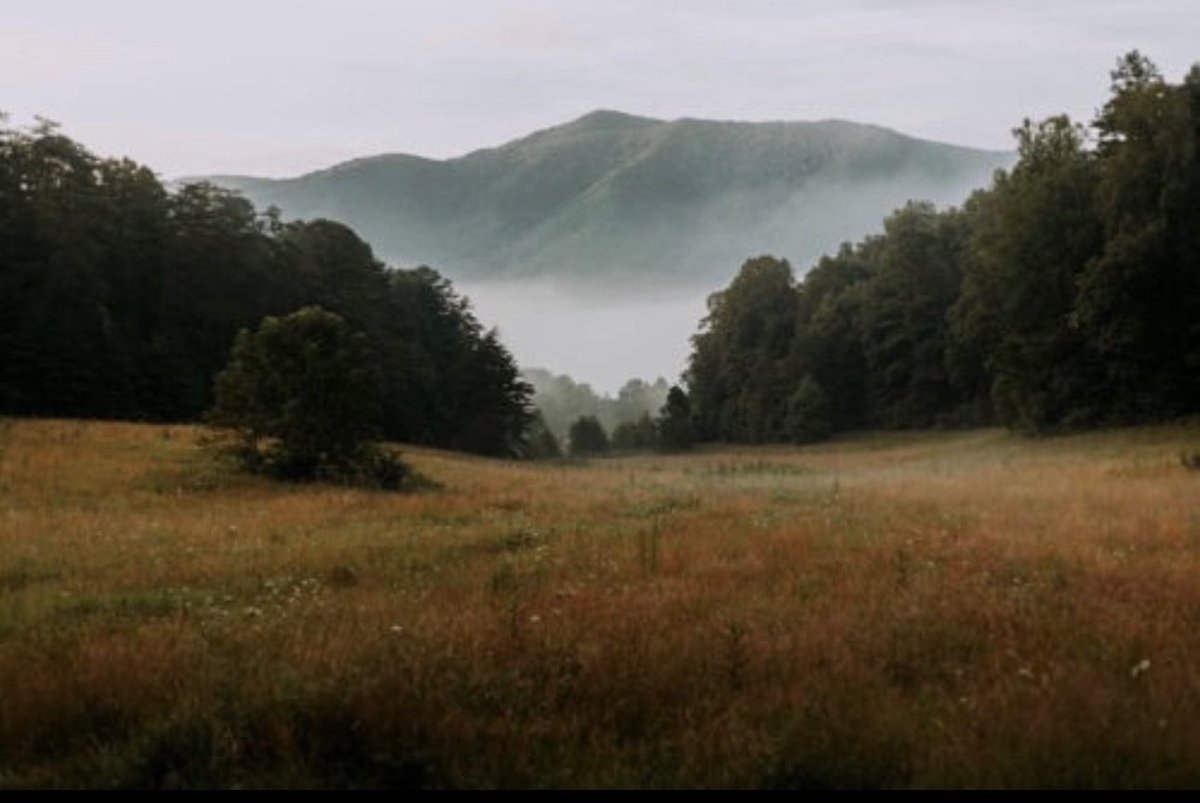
[6,1,1198,394]
[460,278,709,396]
[5,2,1198,179]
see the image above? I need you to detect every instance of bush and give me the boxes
[205,306,409,488]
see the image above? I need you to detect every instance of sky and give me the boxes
[4,1,1198,179]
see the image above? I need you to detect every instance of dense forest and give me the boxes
[686,53,1200,442]
[0,118,532,457]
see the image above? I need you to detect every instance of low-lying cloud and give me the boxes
[460,279,711,394]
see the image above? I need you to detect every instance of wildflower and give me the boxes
[1131,658,1151,678]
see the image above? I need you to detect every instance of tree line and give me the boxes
[561,383,694,457]
[523,368,670,441]
[686,52,1200,442]
[0,118,532,457]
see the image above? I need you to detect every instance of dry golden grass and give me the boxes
[1,418,1199,787]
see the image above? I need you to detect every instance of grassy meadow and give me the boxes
[2,417,1200,788]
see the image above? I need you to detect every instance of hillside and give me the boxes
[201,111,1011,289]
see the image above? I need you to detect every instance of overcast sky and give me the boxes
[4,1,1198,178]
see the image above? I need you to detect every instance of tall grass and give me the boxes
[1,419,1199,787]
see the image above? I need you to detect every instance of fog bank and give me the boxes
[459,280,712,395]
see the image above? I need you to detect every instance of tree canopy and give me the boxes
[685,52,1200,442]
[207,306,406,487]
[568,415,610,457]
[0,121,532,458]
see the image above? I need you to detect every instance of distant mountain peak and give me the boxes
[568,109,661,129]
[201,113,1012,290]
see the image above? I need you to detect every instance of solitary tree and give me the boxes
[206,306,406,487]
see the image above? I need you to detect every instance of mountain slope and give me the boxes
[203,110,1010,289]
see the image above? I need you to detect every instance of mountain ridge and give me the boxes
[195,110,1012,289]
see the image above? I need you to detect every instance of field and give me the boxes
[2,418,1199,788]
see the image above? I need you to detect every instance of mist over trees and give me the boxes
[4,52,1194,457]
[567,415,610,457]
[206,111,1009,291]
[686,53,1200,442]
[0,119,531,457]
[523,368,669,442]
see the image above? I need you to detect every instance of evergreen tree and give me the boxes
[568,415,610,456]
[657,385,694,452]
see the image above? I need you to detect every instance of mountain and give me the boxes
[200,110,1011,290]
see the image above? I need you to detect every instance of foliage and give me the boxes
[950,117,1104,431]
[524,368,669,442]
[685,52,1200,443]
[657,385,695,452]
[568,415,610,456]
[784,375,831,444]
[206,306,407,488]
[611,413,660,453]
[687,256,799,442]
[1075,52,1200,421]
[0,121,531,458]
[520,410,562,460]
[856,202,969,428]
